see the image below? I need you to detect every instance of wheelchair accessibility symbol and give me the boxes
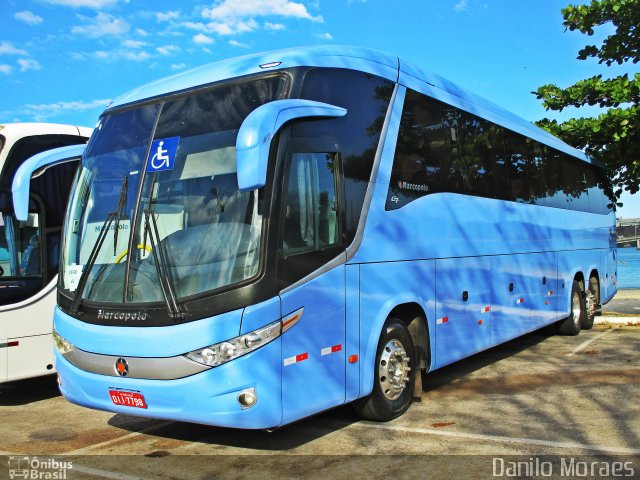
[146,136,180,173]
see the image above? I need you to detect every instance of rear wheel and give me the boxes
[583,275,599,330]
[558,280,584,336]
[353,317,416,421]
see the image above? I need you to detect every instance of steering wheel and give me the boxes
[115,244,152,264]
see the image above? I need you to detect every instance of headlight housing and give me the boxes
[53,329,76,356]
[185,307,303,368]
[185,320,280,367]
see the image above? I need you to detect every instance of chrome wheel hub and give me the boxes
[572,290,582,326]
[379,339,411,400]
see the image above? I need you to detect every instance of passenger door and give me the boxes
[278,142,346,424]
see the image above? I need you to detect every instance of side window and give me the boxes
[457,112,510,199]
[538,149,566,209]
[282,152,340,256]
[504,132,538,204]
[387,90,462,210]
[0,211,42,278]
[562,157,590,212]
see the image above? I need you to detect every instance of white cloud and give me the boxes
[193,33,214,45]
[156,44,180,55]
[171,63,186,70]
[454,0,468,11]
[229,40,248,48]
[202,0,322,22]
[181,21,207,32]
[41,0,124,8]
[319,32,333,40]
[0,41,28,56]
[156,10,180,22]
[93,49,150,61]
[20,98,111,121]
[15,11,44,25]
[207,19,258,35]
[264,22,285,30]
[71,13,129,38]
[18,58,41,72]
[136,28,149,37]
[122,39,146,48]
[0,64,13,74]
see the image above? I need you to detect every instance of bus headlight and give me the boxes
[53,329,76,356]
[185,320,281,367]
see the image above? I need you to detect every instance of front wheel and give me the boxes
[557,280,584,336]
[353,317,416,421]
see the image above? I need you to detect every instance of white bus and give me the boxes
[0,123,91,383]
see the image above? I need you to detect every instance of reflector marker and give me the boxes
[480,306,491,313]
[545,301,549,305]
[477,319,483,325]
[548,290,553,296]
[436,317,449,325]
[321,344,342,356]
[0,341,19,348]
[282,307,304,333]
[284,352,308,366]
[516,298,525,304]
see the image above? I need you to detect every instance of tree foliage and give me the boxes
[534,0,640,199]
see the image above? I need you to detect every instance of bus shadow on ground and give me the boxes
[420,326,556,394]
[107,403,359,451]
[0,374,60,406]
[107,328,557,451]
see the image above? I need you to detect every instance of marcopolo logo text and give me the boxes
[97,310,148,322]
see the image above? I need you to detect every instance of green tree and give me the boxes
[534,0,639,200]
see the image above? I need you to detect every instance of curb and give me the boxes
[595,315,640,326]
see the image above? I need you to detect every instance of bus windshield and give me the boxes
[61,75,288,305]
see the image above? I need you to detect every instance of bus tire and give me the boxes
[353,317,416,421]
[558,280,584,336]
[583,276,599,330]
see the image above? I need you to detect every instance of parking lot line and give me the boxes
[63,420,175,455]
[355,422,640,455]
[566,329,614,356]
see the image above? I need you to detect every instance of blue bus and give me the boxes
[14,46,617,427]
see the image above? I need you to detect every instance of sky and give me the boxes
[1,0,638,217]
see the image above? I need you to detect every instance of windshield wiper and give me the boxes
[70,211,116,315]
[113,176,128,256]
[70,175,129,315]
[143,207,185,320]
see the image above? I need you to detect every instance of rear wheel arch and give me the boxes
[388,302,431,372]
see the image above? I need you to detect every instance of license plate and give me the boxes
[109,390,148,409]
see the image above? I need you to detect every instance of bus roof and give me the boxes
[107,45,590,163]
[0,123,92,140]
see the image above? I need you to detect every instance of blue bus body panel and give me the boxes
[54,306,242,358]
[107,46,399,111]
[280,266,345,424]
[434,257,491,368]
[345,264,360,402]
[352,193,615,264]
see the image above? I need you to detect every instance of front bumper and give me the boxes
[55,336,283,429]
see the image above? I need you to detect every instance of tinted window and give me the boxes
[504,132,538,204]
[295,68,393,242]
[457,111,509,199]
[282,153,339,255]
[387,90,462,209]
[538,149,566,209]
[563,156,590,212]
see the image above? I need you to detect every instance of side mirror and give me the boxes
[12,144,85,221]
[236,99,347,190]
